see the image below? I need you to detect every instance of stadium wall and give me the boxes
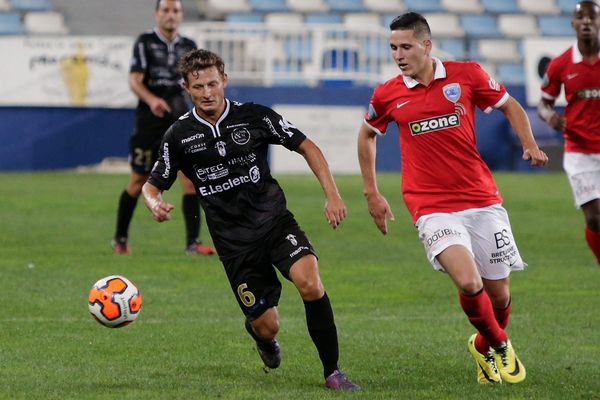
[0,84,556,172]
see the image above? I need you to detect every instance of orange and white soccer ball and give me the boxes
[88,275,142,328]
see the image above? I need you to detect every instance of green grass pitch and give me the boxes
[0,171,598,399]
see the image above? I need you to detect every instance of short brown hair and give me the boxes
[389,12,431,40]
[179,49,226,82]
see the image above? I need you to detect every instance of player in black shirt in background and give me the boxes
[142,49,360,391]
[112,0,215,256]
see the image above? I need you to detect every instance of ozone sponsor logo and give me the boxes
[198,166,261,196]
[194,163,229,182]
[231,127,251,145]
[161,142,171,179]
[409,113,460,136]
[454,102,467,116]
[181,132,205,144]
[576,88,600,100]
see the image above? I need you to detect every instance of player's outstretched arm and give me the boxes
[499,96,549,168]
[357,123,395,235]
[537,97,566,132]
[295,138,346,229]
[142,181,175,222]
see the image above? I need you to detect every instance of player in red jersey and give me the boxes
[538,0,600,265]
[357,12,548,384]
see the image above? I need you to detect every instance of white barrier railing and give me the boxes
[180,22,442,86]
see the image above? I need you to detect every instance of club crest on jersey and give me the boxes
[215,141,227,157]
[409,113,460,136]
[286,234,298,246]
[443,83,461,103]
[232,127,251,145]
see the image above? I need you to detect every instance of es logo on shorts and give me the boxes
[409,113,460,136]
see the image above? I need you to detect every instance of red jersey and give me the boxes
[364,59,507,223]
[541,44,600,153]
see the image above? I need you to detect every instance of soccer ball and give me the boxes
[88,275,142,328]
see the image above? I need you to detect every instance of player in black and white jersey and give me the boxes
[112,0,215,256]
[142,49,360,391]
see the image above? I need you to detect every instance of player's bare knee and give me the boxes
[296,279,324,301]
[459,280,484,296]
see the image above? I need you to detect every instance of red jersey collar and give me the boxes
[402,57,446,88]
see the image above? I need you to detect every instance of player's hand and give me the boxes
[148,97,172,118]
[324,194,347,230]
[523,147,549,167]
[150,200,175,222]
[547,112,566,132]
[365,192,395,235]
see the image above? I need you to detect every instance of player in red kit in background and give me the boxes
[538,0,600,265]
[358,12,548,384]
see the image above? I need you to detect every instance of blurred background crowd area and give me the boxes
[0,0,582,85]
[0,0,576,171]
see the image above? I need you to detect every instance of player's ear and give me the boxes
[222,73,229,88]
[423,39,432,56]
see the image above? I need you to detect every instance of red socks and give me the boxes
[459,290,508,352]
[585,226,600,264]
[475,303,511,353]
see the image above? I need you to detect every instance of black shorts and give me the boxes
[128,113,174,174]
[221,213,316,320]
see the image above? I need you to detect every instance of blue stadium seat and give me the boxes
[538,15,573,36]
[249,0,288,12]
[285,38,313,61]
[305,13,342,24]
[322,47,359,71]
[439,38,468,60]
[460,14,501,37]
[364,38,391,61]
[481,0,519,13]
[496,63,526,85]
[225,13,263,23]
[557,0,580,13]
[10,0,49,11]
[403,0,443,13]
[325,0,367,12]
[0,12,24,34]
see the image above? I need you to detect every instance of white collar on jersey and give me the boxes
[402,56,446,88]
[571,41,600,63]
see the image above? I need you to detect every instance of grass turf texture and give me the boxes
[0,172,598,399]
